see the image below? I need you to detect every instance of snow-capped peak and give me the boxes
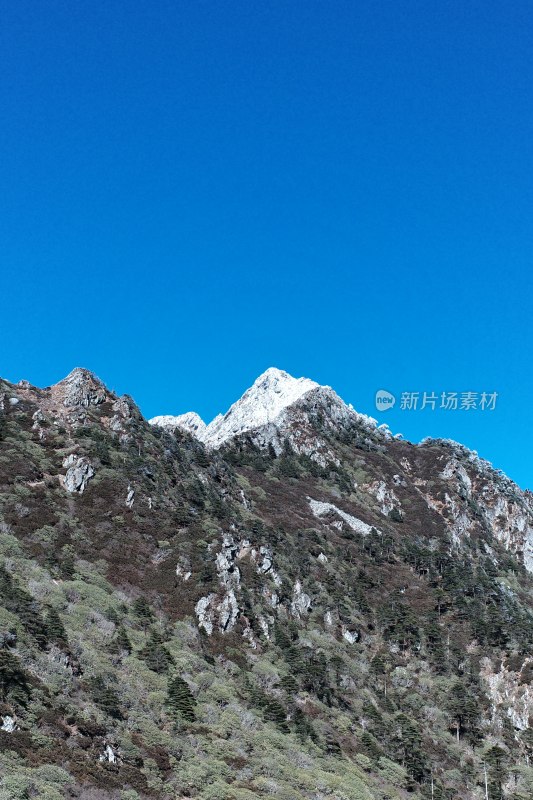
[202,368,320,448]
[149,411,207,436]
[148,367,383,450]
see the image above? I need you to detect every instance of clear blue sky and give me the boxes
[1,1,532,488]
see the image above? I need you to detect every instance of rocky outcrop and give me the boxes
[126,485,135,508]
[55,368,107,408]
[62,454,95,493]
[290,580,312,618]
[99,743,117,764]
[195,590,240,634]
[364,479,402,517]
[481,657,533,730]
[1,715,16,733]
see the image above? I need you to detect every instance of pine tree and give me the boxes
[196,448,209,468]
[361,731,383,761]
[279,674,298,694]
[132,596,153,631]
[395,713,427,783]
[0,650,30,704]
[263,698,289,732]
[115,625,132,654]
[45,607,67,645]
[485,745,508,800]
[140,631,173,673]
[293,707,315,741]
[267,443,277,461]
[87,675,122,719]
[105,606,120,624]
[60,546,76,580]
[446,681,481,745]
[167,676,196,722]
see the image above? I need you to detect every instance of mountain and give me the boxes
[149,367,384,455]
[1,367,533,800]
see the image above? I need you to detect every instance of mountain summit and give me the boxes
[149,367,320,444]
[149,367,379,453]
[201,367,320,448]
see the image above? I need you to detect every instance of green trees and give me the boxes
[59,545,76,580]
[132,596,153,631]
[45,607,67,646]
[302,652,332,706]
[262,698,289,732]
[87,675,122,719]
[293,707,315,741]
[394,713,427,783]
[139,631,173,673]
[0,564,48,649]
[380,593,420,651]
[369,653,392,695]
[167,675,196,722]
[361,731,383,761]
[446,681,481,745]
[0,650,30,705]
[114,625,132,654]
[424,617,447,674]
[484,745,508,800]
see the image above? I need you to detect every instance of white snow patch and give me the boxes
[308,497,379,536]
[149,411,207,436]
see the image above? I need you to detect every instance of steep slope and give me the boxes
[1,368,533,800]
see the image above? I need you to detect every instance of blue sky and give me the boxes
[1,1,532,488]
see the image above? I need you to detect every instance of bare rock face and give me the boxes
[62,454,95,493]
[195,589,240,634]
[1,715,16,733]
[481,657,533,730]
[99,743,117,764]
[291,580,312,618]
[125,485,135,508]
[417,441,533,573]
[195,594,214,634]
[54,368,107,408]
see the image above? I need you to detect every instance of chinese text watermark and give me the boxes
[375,390,498,412]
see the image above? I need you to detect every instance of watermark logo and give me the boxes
[375,389,498,412]
[375,389,396,411]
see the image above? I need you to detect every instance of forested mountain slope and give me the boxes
[1,367,533,800]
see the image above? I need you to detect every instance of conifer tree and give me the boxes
[132,596,153,631]
[87,675,122,719]
[0,650,30,703]
[167,675,196,722]
[45,607,67,645]
[115,625,132,654]
[140,631,173,673]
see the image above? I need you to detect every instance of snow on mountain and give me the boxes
[149,411,207,436]
[149,367,384,452]
[149,368,320,445]
[201,368,321,448]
